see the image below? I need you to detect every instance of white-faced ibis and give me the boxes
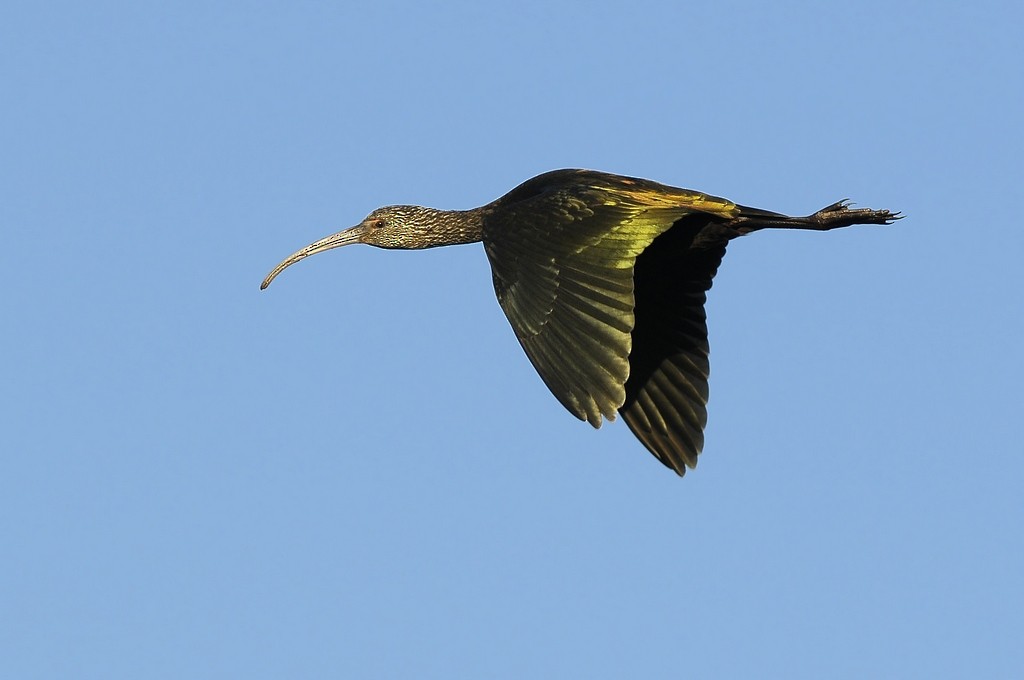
[261,169,900,476]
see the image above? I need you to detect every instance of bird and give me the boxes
[261,169,900,476]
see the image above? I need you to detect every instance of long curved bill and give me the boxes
[260,225,367,290]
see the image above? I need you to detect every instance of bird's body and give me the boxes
[262,169,900,475]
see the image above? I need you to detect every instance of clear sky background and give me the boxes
[3,1,1022,677]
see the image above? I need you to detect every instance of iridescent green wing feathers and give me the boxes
[484,195,656,427]
[481,171,737,462]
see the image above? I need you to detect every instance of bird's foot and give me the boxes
[808,200,903,230]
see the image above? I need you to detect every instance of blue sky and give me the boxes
[3,1,1022,677]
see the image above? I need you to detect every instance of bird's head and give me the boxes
[357,205,453,249]
[260,205,481,290]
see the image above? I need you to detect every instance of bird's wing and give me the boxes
[483,179,736,430]
[619,221,727,475]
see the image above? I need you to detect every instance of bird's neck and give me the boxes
[421,207,484,247]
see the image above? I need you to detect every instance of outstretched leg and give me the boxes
[727,200,902,235]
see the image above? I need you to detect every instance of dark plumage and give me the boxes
[261,169,900,476]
